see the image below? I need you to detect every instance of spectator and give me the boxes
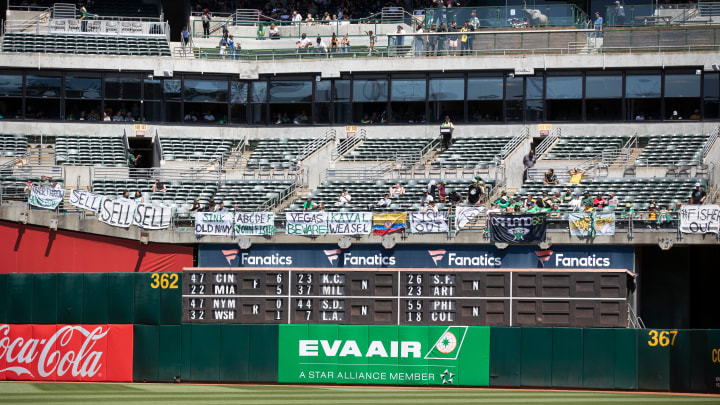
[217,202,228,213]
[427,180,438,199]
[561,188,573,203]
[128,150,141,168]
[268,23,280,39]
[202,9,211,38]
[421,191,434,206]
[437,181,447,203]
[39,175,50,187]
[329,33,339,52]
[569,193,582,211]
[447,21,459,55]
[593,12,603,36]
[134,191,144,203]
[49,180,61,191]
[424,200,438,213]
[205,199,217,212]
[394,25,405,48]
[221,24,229,42]
[103,112,111,121]
[314,36,328,53]
[522,150,537,182]
[656,204,672,226]
[389,183,405,198]
[690,109,701,120]
[428,24,438,55]
[152,179,167,193]
[689,182,706,204]
[548,203,562,219]
[317,202,326,212]
[566,167,585,185]
[459,21,470,55]
[257,24,266,40]
[543,168,557,185]
[526,201,538,213]
[122,190,130,200]
[227,35,236,59]
[181,27,190,48]
[79,6,90,32]
[440,115,454,150]
[343,189,352,203]
[447,189,463,205]
[203,111,216,121]
[124,112,135,122]
[579,191,592,207]
[365,30,377,55]
[296,33,312,50]
[620,202,634,219]
[335,192,349,206]
[341,34,350,53]
[583,202,595,213]
[635,112,645,120]
[303,197,315,211]
[414,23,425,56]
[292,10,302,24]
[669,110,682,120]
[612,1,625,26]
[436,23,447,55]
[467,179,481,206]
[376,193,392,208]
[593,192,608,208]
[24,180,33,196]
[190,199,202,212]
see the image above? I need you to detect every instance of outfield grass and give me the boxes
[1,382,719,404]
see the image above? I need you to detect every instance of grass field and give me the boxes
[1,383,720,405]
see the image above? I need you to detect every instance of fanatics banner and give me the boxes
[28,185,65,209]
[489,213,546,243]
[0,324,133,381]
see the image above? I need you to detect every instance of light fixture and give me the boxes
[338,236,352,249]
[658,237,673,251]
[19,212,28,224]
[238,236,252,249]
[495,242,509,250]
[381,236,396,249]
[140,231,150,245]
[49,218,58,231]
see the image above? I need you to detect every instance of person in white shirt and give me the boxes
[376,194,392,208]
[424,200,438,213]
[296,33,312,50]
[314,36,328,53]
[292,11,302,24]
[420,191,434,206]
[389,183,405,198]
[203,112,215,121]
[342,189,351,202]
[335,193,348,206]
[607,192,619,207]
[569,193,582,211]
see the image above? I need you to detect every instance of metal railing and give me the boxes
[703,125,720,158]
[92,166,222,181]
[325,162,394,180]
[223,137,248,170]
[332,129,366,161]
[4,18,169,38]
[254,178,302,212]
[535,127,561,158]
[604,2,720,27]
[298,128,336,161]
[422,4,589,29]
[499,127,529,160]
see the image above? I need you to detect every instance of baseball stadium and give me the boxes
[1,0,720,403]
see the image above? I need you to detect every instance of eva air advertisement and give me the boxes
[279,325,490,386]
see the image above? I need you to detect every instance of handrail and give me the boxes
[332,129,366,161]
[298,128,336,161]
[93,166,221,181]
[223,137,248,170]
[499,126,529,159]
[535,127,561,158]
[255,178,301,211]
[703,125,720,158]
[622,131,638,151]
[417,136,441,165]
[4,18,169,36]
[325,162,393,179]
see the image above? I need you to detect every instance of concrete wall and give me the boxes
[504,135,532,189]
[704,135,720,188]
[299,139,335,189]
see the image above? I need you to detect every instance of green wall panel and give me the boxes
[180,324,193,381]
[134,273,160,325]
[7,273,33,323]
[520,327,553,387]
[219,325,250,382]
[57,273,83,323]
[133,325,160,382]
[551,328,583,388]
[249,325,278,382]
[637,329,670,391]
[689,330,708,393]
[489,327,522,387]
[107,273,134,324]
[670,330,692,392]
[0,274,7,323]
[189,324,220,382]
[32,273,57,324]
[614,328,638,390]
[159,273,182,325]
[706,330,720,393]
[159,325,182,383]
[583,328,615,389]
[83,273,108,324]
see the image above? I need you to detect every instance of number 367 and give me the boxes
[648,330,677,347]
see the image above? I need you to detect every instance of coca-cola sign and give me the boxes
[0,324,133,382]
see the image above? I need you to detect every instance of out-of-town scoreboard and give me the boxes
[182,268,631,327]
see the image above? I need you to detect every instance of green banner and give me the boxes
[278,325,490,386]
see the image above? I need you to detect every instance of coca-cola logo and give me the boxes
[0,324,109,378]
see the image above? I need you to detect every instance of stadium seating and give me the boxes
[161,137,234,162]
[1,176,64,200]
[433,136,511,167]
[0,134,28,157]
[1,33,171,57]
[341,138,434,161]
[542,136,628,160]
[213,180,296,210]
[55,136,127,166]
[635,134,708,166]
[288,179,491,212]
[246,138,331,170]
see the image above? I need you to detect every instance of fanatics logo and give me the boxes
[535,249,554,267]
[221,249,239,265]
[427,249,447,266]
[323,249,342,265]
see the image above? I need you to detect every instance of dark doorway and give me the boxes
[128,137,154,169]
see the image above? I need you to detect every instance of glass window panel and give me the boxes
[334,80,350,102]
[231,81,248,103]
[251,81,267,103]
[353,79,387,102]
[183,79,228,102]
[586,75,622,99]
[65,76,101,99]
[526,77,544,100]
[664,74,700,98]
[269,80,312,103]
[625,74,661,98]
[144,79,162,100]
[504,77,523,100]
[104,76,141,100]
[26,75,61,98]
[704,73,719,99]
[468,77,503,100]
[546,76,582,99]
[391,79,426,101]
[0,74,22,97]
[163,79,181,100]
[429,78,464,101]
[316,80,331,102]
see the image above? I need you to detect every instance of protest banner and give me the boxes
[195,212,235,235]
[326,212,372,235]
[489,213,546,243]
[455,206,485,230]
[98,198,137,228]
[372,213,408,235]
[133,203,172,230]
[28,185,65,209]
[680,205,720,234]
[569,212,616,237]
[286,212,328,235]
[409,211,449,233]
[68,189,103,212]
[234,212,275,235]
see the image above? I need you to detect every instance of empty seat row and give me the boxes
[55,136,127,166]
[433,136,511,167]
[1,33,171,57]
[161,137,234,162]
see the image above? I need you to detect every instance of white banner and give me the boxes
[680,205,720,234]
[98,198,137,228]
[28,185,65,209]
[409,211,449,233]
[455,206,485,230]
[68,189,103,212]
[195,212,234,235]
[233,212,275,235]
[132,203,172,230]
[326,212,372,235]
[286,212,328,235]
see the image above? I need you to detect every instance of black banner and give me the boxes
[489,213,547,243]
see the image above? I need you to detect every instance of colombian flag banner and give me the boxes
[372,213,407,235]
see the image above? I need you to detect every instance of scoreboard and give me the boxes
[182,268,631,327]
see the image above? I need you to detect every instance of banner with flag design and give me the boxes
[373,213,408,235]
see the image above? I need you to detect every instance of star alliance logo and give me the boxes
[323,249,342,265]
[221,249,239,266]
[535,249,554,267]
[427,249,447,266]
[440,369,455,384]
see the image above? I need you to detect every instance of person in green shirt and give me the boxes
[548,203,562,219]
[302,197,315,211]
[561,189,573,203]
[580,191,593,207]
[257,24,266,40]
[526,202,539,213]
[620,202,634,219]
[79,6,91,32]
